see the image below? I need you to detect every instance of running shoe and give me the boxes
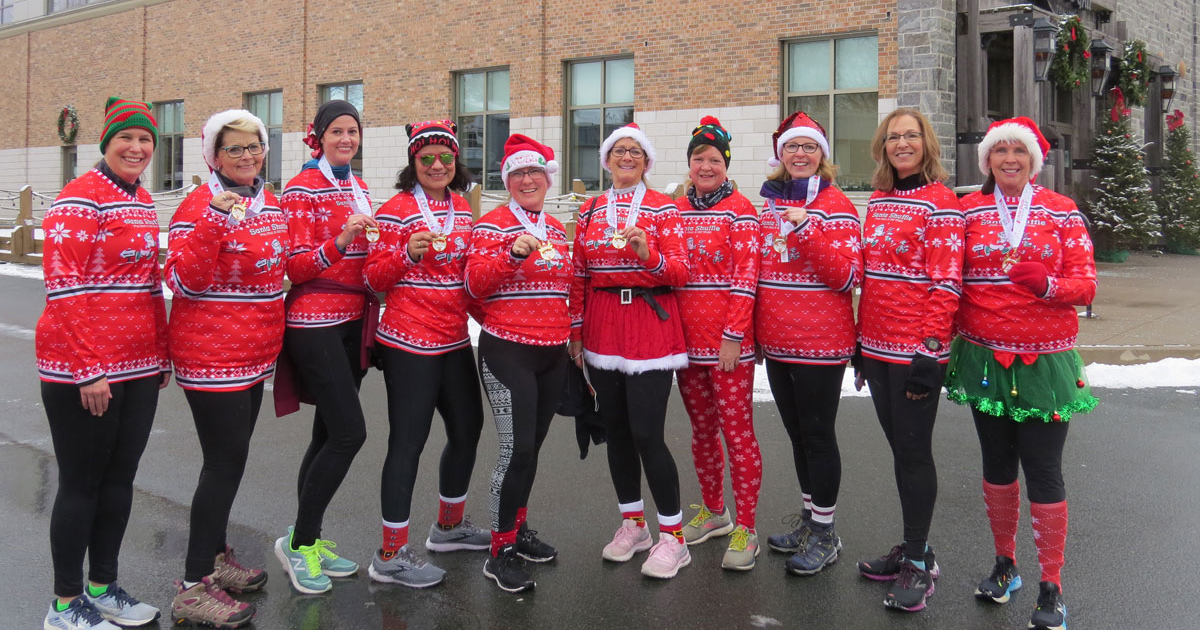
[640,533,691,579]
[313,537,359,577]
[602,519,653,562]
[170,576,255,628]
[681,504,734,545]
[214,545,267,593]
[857,544,941,581]
[785,525,841,576]
[1029,581,1067,630]
[43,597,120,630]
[274,528,332,594]
[84,583,160,626]
[975,555,1023,604]
[721,525,760,571]
[883,558,935,612]
[367,547,445,588]
[766,512,810,553]
[483,544,535,593]
[425,518,490,552]
[516,522,558,562]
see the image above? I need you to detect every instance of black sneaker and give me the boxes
[1028,581,1067,630]
[975,555,1023,604]
[883,558,935,612]
[858,544,941,580]
[516,523,558,563]
[482,545,535,593]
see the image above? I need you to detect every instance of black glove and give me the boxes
[850,342,864,377]
[904,353,943,397]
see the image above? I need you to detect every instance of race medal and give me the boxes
[1001,248,1020,273]
[538,242,557,260]
[364,226,380,242]
[431,234,448,252]
[773,236,787,254]
[611,234,627,249]
[230,202,247,222]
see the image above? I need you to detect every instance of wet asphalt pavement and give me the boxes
[1,273,1198,630]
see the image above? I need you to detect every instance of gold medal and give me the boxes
[229,202,246,222]
[1001,249,1020,273]
[431,234,448,252]
[773,236,787,254]
[364,226,380,243]
[538,242,557,260]
[611,234,627,249]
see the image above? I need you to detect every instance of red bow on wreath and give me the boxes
[1167,109,1186,132]
[303,122,322,158]
[1110,87,1131,122]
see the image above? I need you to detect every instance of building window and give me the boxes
[1,0,15,24]
[566,57,634,191]
[246,90,283,189]
[455,69,510,191]
[61,146,77,187]
[153,101,184,192]
[47,0,104,13]
[784,35,879,190]
[319,82,364,175]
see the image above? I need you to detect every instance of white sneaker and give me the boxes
[639,533,691,579]
[84,584,161,626]
[602,519,653,562]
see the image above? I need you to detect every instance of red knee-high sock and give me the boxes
[437,496,466,528]
[515,507,528,530]
[1030,500,1068,588]
[983,480,1021,561]
[490,528,518,557]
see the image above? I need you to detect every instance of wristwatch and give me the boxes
[922,337,943,353]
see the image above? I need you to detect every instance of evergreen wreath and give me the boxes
[1049,16,1090,91]
[1118,40,1151,107]
[57,104,79,145]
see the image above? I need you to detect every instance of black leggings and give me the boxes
[590,367,681,518]
[44,376,159,597]
[766,360,844,510]
[286,321,368,547]
[379,344,483,524]
[863,357,943,555]
[478,332,566,532]
[183,383,263,582]
[973,408,1069,503]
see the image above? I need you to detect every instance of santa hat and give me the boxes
[406,120,459,161]
[501,134,559,190]
[768,111,830,168]
[201,109,268,171]
[688,116,732,166]
[99,97,158,154]
[599,123,656,173]
[977,116,1049,179]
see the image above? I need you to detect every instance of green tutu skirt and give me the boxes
[944,337,1098,423]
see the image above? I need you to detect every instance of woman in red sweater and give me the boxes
[166,109,287,628]
[362,120,485,588]
[754,112,862,577]
[567,123,691,580]
[672,116,763,571]
[273,100,377,594]
[855,108,962,613]
[465,134,571,593]
[948,117,1096,630]
[37,97,166,630]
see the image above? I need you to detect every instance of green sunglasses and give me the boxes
[419,153,455,166]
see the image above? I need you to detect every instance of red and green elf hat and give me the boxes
[99,97,158,154]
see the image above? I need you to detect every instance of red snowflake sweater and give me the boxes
[957,186,1096,352]
[281,167,372,327]
[465,204,572,345]
[165,184,289,391]
[756,187,862,364]
[675,191,759,365]
[859,182,964,364]
[364,191,473,354]
[36,167,169,384]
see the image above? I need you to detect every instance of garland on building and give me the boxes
[56,104,79,145]
[1117,40,1151,107]
[1049,15,1090,91]
[1087,87,1160,252]
[1157,110,1200,253]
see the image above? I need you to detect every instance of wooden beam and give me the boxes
[957,0,986,186]
[1013,24,1038,119]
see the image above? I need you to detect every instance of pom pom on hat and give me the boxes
[977,116,1049,179]
[201,109,268,171]
[599,123,656,173]
[768,111,830,168]
[501,133,559,190]
[687,116,733,166]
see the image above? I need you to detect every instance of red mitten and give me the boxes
[1007,261,1049,296]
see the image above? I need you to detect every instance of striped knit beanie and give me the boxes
[99,97,158,154]
[406,120,459,161]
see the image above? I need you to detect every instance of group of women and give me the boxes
[36,94,1095,630]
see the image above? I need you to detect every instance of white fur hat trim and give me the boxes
[202,109,269,171]
[977,122,1044,178]
[768,128,831,168]
[599,124,656,173]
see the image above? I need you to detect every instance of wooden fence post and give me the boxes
[12,185,33,258]
[468,183,482,221]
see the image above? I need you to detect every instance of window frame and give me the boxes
[46,0,104,14]
[244,89,284,189]
[152,100,185,192]
[1,0,15,25]
[318,81,364,175]
[564,55,635,193]
[452,67,511,192]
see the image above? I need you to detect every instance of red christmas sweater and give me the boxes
[675,191,759,365]
[465,204,572,345]
[164,184,289,391]
[756,186,862,365]
[859,182,964,364]
[364,191,473,354]
[957,186,1096,353]
[281,167,372,327]
[36,167,169,384]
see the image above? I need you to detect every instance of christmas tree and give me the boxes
[1087,87,1160,251]
[1157,110,1200,253]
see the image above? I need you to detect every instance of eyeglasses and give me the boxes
[220,142,266,158]
[610,147,645,159]
[781,142,821,155]
[419,153,455,167]
[509,168,546,182]
[885,132,924,144]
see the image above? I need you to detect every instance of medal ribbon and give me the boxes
[317,156,372,216]
[994,183,1033,250]
[605,182,647,234]
[208,172,266,222]
[767,175,821,263]
[507,199,548,241]
[413,184,458,235]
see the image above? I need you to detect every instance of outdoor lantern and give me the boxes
[1033,18,1056,82]
[1159,64,1178,113]
[1090,39,1113,97]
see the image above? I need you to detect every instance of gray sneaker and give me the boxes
[425,518,490,552]
[85,583,161,626]
[681,504,735,545]
[367,547,446,588]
